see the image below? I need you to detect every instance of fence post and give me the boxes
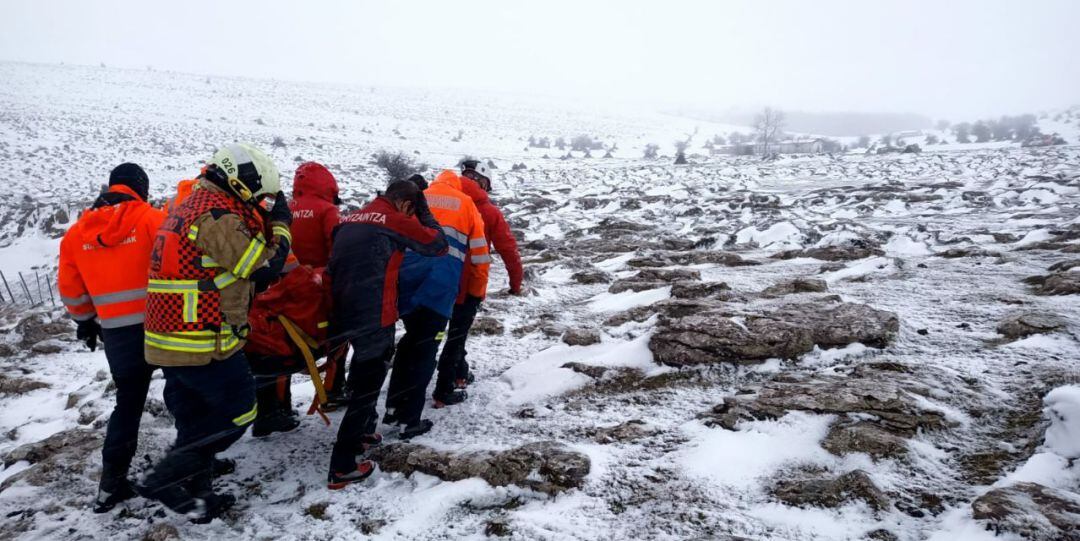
[0,271,15,304]
[46,274,56,306]
[18,272,34,305]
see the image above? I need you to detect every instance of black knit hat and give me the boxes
[109,163,149,201]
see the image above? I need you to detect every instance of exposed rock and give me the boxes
[972,482,1080,540]
[1,429,102,491]
[142,523,181,541]
[471,317,505,336]
[701,368,947,436]
[561,362,608,379]
[1048,259,1080,273]
[670,281,731,299]
[485,517,513,537]
[608,268,700,294]
[822,421,908,459]
[761,278,828,297]
[30,339,64,355]
[562,329,601,346]
[997,312,1065,340]
[590,420,655,444]
[14,312,72,349]
[937,247,1000,258]
[368,441,590,495]
[0,374,49,395]
[1038,272,1080,295]
[0,343,17,357]
[570,269,612,285]
[649,301,898,366]
[773,245,884,261]
[771,470,889,511]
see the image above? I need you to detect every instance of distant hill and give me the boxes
[668,108,933,137]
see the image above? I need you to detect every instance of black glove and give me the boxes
[406,174,428,191]
[268,191,292,226]
[415,192,440,229]
[76,319,103,352]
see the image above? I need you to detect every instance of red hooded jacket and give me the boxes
[289,162,340,268]
[458,175,523,295]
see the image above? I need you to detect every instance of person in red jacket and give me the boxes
[432,160,523,406]
[289,162,341,268]
[58,163,166,513]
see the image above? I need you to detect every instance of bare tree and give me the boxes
[673,139,690,164]
[754,107,785,155]
[374,150,427,182]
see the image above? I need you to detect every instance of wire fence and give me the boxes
[0,269,58,307]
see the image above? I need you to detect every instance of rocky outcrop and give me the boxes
[771,470,889,511]
[1,429,102,491]
[649,300,898,366]
[772,245,884,261]
[0,374,49,395]
[997,312,1065,340]
[701,364,949,440]
[608,268,700,294]
[972,482,1080,541]
[761,278,828,297]
[368,441,590,495]
[562,329,601,346]
[670,281,731,299]
[822,421,908,459]
[570,269,613,285]
[470,316,505,336]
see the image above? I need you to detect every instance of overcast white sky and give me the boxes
[2,0,1078,119]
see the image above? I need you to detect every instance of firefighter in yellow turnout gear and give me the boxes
[136,143,293,523]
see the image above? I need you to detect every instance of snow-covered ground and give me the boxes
[0,62,1079,540]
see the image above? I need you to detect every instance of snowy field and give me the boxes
[0,62,1079,540]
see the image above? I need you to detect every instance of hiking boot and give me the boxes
[360,433,383,451]
[327,460,375,490]
[135,480,199,518]
[252,410,301,438]
[454,371,475,389]
[93,478,135,513]
[399,419,434,440]
[189,492,236,524]
[212,457,236,477]
[433,390,468,409]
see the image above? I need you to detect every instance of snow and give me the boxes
[0,62,1079,540]
[586,286,670,313]
[734,221,804,249]
[500,333,658,405]
[1043,385,1080,459]
[679,412,835,489]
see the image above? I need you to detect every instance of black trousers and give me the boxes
[330,328,395,473]
[434,297,481,396]
[100,324,157,479]
[141,351,256,504]
[386,307,449,426]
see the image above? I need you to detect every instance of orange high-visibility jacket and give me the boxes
[58,184,167,328]
[428,170,491,299]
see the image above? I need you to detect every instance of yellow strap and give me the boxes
[279,316,327,406]
[187,225,200,242]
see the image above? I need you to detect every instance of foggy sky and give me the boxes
[2,0,1078,120]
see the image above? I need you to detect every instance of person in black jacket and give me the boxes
[326,179,447,489]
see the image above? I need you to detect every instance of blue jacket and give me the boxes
[328,196,446,348]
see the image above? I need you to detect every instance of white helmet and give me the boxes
[208,143,280,202]
[460,158,494,189]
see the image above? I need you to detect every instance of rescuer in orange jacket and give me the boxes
[58,163,166,513]
[386,170,489,437]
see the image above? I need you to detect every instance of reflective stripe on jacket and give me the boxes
[144,180,281,366]
[398,170,490,318]
[58,184,166,329]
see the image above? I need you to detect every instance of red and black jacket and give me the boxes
[327,196,446,346]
